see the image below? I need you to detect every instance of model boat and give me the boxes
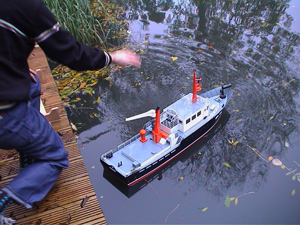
[100,71,232,186]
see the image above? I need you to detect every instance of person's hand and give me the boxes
[109,50,141,68]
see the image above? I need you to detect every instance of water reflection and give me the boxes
[69,0,300,223]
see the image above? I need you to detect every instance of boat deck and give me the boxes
[0,46,106,224]
[108,133,170,176]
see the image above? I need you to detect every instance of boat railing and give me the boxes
[143,120,153,130]
[114,129,152,152]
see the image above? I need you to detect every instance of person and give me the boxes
[0,0,141,223]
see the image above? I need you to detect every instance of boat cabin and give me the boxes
[160,93,210,134]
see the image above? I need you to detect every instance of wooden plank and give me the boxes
[0,46,106,224]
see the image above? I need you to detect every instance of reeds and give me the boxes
[43,0,110,47]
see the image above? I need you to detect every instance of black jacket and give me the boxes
[0,0,109,102]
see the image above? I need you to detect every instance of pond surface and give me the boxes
[66,0,300,224]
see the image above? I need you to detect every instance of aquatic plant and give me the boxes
[43,0,133,104]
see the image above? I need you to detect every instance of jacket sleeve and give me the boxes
[27,0,109,71]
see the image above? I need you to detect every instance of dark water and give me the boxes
[67,0,300,224]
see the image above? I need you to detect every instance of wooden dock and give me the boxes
[0,46,107,225]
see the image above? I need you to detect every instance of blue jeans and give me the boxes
[0,74,69,208]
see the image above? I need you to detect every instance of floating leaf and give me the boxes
[224,195,231,208]
[292,173,300,181]
[236,119,242,123]
[223,162,231,168]
[286,169,297,176]
[292,189,296,196]
[234,198,238,206]
[268,156,273,161]
[285,142,289,148]
[231,141,239,146]
[272,158,282,166]
[202,207,208,212]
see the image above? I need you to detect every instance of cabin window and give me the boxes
[197,111,201,116]
[192,115,196,120]
[186,118,191,124]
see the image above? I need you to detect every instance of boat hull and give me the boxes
[100,110,223,187]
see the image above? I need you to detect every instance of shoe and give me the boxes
[0,215,15,225]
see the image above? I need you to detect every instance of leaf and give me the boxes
[231,141,239,146]
[236,119,242,123]
[35,219,42,225]
[280,165,286,169]
[286,169,297,176]
[285,142,289,148]
[224,195,231,208]
[292,189,296,196]
[79,82,86,89]
[171,56,178,61]
[67,214,71,224]
[92,96,101,104]
[223,162,231,168]
[234,198,238,206]
[268,156,273,161]
[272,158,282,166]
[292,173,300,181]
[202,207,208,212]
[80,196,89,208]
[230,197,235,201]
[269,116,274,120]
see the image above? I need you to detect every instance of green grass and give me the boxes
[43,0,117,48]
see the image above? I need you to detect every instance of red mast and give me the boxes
[152,107,168,143]
[192,71,202,103]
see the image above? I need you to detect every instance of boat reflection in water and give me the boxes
[103,109,230,198]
